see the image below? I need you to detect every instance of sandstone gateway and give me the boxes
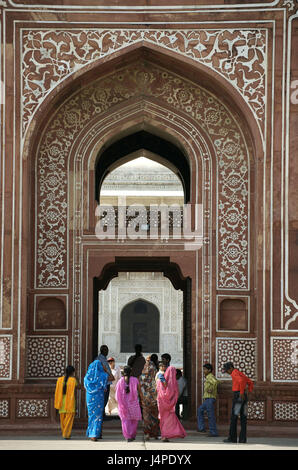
[0,0,298,433]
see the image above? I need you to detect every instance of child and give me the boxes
[197,363,219,437]
[155,360,167,385]
[54,365,78,439]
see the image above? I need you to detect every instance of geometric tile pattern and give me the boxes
[0,399,9,418]
[247,401,265,420]
[0,336,12,379]
[273,402,298,421]
[216,337,257,379]
[271,338,298,381]
[16,399,49,418]
[26,336,67,378]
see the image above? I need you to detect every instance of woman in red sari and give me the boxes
[156,363,187,442]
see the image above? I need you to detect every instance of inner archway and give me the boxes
[120,298,160,353]
[95,130,191,203]
[93,258,191,373]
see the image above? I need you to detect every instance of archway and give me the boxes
[25,50,258,419]
[95,130,191,203]
[120,299,160,354]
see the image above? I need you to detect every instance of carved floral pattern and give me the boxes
[35,63,250,290]
[22,29,267,136]
[17,399,49,418]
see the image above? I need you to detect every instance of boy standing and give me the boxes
[197,363,219,437]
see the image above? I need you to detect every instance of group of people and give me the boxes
[197,361,254,443]
[54,346,254,444]
[54,344,187,443]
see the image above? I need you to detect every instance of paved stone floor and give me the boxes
[1,429,298,451]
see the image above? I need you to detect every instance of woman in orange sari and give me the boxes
[55,365,77,439]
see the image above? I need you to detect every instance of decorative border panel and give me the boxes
[216,337,257,379]
[247,401,266,420]
[273,401,298,421]
[0,335,12,380]
[26,336,68,378]
[271,337,298,382]
[0,399,9,418]
[16,399,49,418]
[22,28,267,138]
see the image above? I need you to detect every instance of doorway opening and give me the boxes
[92,257,191,389]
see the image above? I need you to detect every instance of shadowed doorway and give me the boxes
[121,299,160,353]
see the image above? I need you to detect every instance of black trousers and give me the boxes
[228,391,248,443]
[175,396,188,420]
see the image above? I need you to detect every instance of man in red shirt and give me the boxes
[222,362,254,443]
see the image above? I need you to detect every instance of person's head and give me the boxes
[100,345,109,357]
[134,344,143,356]
[159,360,167,373]
[123,366,131,393]
[65,365,75,376]
[107,357,115,369]
[176,368,182,379]
[161,353,171,365]
[123,365,131,377]
[150,353,159,369]
[222,362,234,375]
[203,363,213,376]
[63,365,75,394]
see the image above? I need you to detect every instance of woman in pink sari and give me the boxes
[115,366,142,442]
[156,363,187,442]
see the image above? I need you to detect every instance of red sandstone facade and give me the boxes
[0,0,298,432]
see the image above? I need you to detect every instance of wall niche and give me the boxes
[35,297,67,330]
[218,298,248,331]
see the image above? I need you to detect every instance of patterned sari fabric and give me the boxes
[84,360,108,438]
[115,376,142,440]
[156,366,187,439]
[139,361,160,438]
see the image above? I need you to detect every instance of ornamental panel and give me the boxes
[271,337,298,382]
[273,402,298,421]
[247,401,265,420]
[0,399,9,418]
[0,336,12,380]
[16,399,49,418]
[22,29,267,137]
[26,336,67,378]
[216,337,257,379]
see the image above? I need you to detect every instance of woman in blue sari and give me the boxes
[84,359,108,441]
